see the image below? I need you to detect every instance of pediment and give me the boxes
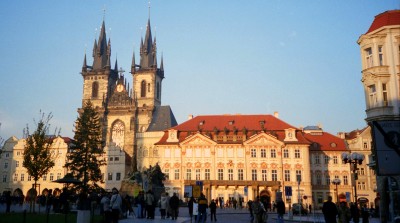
[244,133,283,146]
[180,133,216,146]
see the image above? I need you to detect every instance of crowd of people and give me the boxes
[322,195,371,223]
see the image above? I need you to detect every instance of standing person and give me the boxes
[197,193,208,223]
[100,192,112,223]
[145,190,155,219]
[247,200,254,223]
[233,198,237,209]
[110,188,122,223]
[308,204,312,214]
[276,198,285,223]
[188,196,195,219]
[219,197,223,209]
[251,196,266,223]
[135,191,145,218]
[361,204,369,223]
[350,203,360,223]
[272,201,276,212]
[322,196,338,223]
[338,202,351,223]
[169,192,180,220]
[159,192,168,219]
[5,191,12,213]
[209,199,217,222]
[165,193,171,219]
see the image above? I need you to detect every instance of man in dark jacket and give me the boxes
[209,199,217,221]
[322,196,338,223]
[169,193,180,220]
[276,198,285,223]
[197,193,208,223]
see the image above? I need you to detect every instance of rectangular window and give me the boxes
[262,170,267,181]
[28,175,31,181]
[2,175,7,183]
[195,148,201,157]
[333,156,338,164]
[252,169,257,181]
[21,174,24,181]
[284,170,290,181]
[378,46,383,66]
[365,48,373,68]
[43,174,47,181]
[101,173,104,181]
[369,84,377,107]
[360,168,365,176]
[283,149,289,158]
[296,170,302,182]
[116,173,121,181]
[164,169,169,180]
[315,155,320,164]
[196,169,201,180]
[343,175,348,185]
[57,173,61,180]
[108,173,113,181]
[4,162,8,169]
[272,170,277,181]
[324,155,330,164]
[5,153,9,158]
[14,173,18,181]
[271,149,276,158]
[16,161,19,167]
[228,169,233,181]
[174,169,180,180]
[186,169,192,180]
[114,157,119,161]
[261,149,266,158]
[109,157,113,161]
[382,83,388,106]
[238,169,244,181]
[363,142,368,149]
[218,169,223,180]
[325,174,330,185]
[50,173,54,181]
[295,149,300,158]
[316,173,322,185]
[251,149,256,158]
[205,169,210,180]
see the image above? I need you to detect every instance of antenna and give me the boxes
[103,5,106,21]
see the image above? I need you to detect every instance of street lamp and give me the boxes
[341,152,365,206]
[332,178,341,204]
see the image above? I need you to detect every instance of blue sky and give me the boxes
[0,1,398,139]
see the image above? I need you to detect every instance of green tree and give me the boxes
[65,100,105,193]
[145,163,166,189]
[23,112,57,212]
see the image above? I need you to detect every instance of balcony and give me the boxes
[365,106,394,122]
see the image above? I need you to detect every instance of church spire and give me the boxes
[131,50,136,74]
[139,18,156,69]
[160,53,164,72]
[82,53,87,72]
[92,20,109,70]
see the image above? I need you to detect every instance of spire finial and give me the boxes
[103,5,106,21]
[148,1,151,19]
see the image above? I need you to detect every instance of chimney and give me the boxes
[188,114,193,120]
[274,111,279,118]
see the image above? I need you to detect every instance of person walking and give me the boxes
[251,196,266,223]
[100,192,112,223]
[169,192,180,220]
[247,200,254,223]
[209,199,217,221]
[350,203,360,223]
[361,204,369,223]
[110,188,122,223]
[197,193,208,223]
[145,190,155,219]
[159,192,168,219]
[338,202,351,223]
[188,196,195,219]
[322,196,338,223]
[276,198,285,223]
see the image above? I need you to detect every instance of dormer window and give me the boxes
[199,120,205,126]
[284,128,298,142]
[167,129,179,143]
[229,120,234,125]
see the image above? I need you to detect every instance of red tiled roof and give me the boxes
[156,114,313,145]
[304,132,347,152]
[366,10,400,34]
[173,114,296,131]
[344,126,368,140]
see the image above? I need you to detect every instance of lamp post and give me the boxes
[332,178,341,204]
[341,152,365,206]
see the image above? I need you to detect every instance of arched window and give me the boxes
[147,83,151,92]
[156,82,160,99]
[92,81,99,98]
[141,80,146,97]
[111,121,125,148]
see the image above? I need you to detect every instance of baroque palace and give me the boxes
[2,8,397,211]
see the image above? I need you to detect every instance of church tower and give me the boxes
[131,18,165,133]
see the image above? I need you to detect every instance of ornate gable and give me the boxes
[243,132,283,147]
[180,133,217,146]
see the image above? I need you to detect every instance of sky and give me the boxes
[0,1,399,140]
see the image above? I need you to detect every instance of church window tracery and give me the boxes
[141,80,146,97]
[111,121,125,148]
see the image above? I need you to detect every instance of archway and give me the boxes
[260,189,272,210]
